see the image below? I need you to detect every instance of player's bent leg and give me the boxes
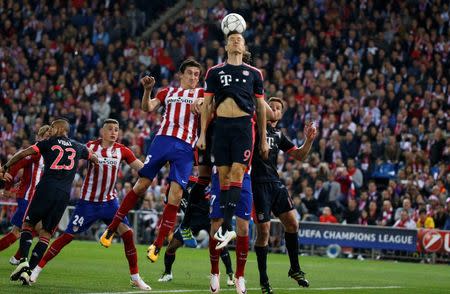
[254,222,273,293]
[102,178,152,247]
[278,210,309,288]
[30,233,74,283]
[148,181,183,263]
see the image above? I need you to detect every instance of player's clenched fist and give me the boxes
[304,121,317,142]
[141,76,155,90]
[196,135,206,150]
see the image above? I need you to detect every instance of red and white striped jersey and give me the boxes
[81,139,137,202]
[155,87,203,147]
[5,154,44,201]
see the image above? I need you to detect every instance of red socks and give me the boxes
[209,236,221,274]
[38,233,74,268]
[154,203,178,248]
[121,230,138,275]
[108,189,139,232]
[235,235,249,278]
[0,232,19,251]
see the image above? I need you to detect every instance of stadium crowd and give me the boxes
[1,0,450,242]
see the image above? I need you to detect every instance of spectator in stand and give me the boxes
[380,200,395,226]
[342,199,360,225]
[416,208,435,229]
[367,201,379,226]
[393,210,417,230]
[319,207,338,224]
[301,186,319,221]
[394,198,414,221]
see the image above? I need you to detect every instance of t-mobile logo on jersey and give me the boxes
[220,74,232,86]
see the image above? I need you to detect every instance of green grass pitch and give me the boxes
[0,239,449,293]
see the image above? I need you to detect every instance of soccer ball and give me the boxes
[221,13,246,35]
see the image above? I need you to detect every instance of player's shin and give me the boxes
[209,235,221,274]
[255,245,269,285]
[121,230,138,275]
[181,177,210,228]
[108,189,139,234]
[29,236,50,270]
[220,247,233,276]
[221,183,241,232]
[38,233,74,268]
[235,235,249,278]
[19,228,33,260]
[164,251,175,274]
[285,232,301,272]
[154,203,178,248]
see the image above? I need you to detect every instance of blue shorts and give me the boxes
[139,135,194,189]
[209,173,252,220]
[11,198,29,228]
[65,199,130,234]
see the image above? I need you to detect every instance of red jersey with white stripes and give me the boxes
[81,139,137,202]
[155,87,203,147]
[5,154,44,201]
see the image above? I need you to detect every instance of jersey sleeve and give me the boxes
[280,133,297,153]
[79,144,90,160]
[204,68,218,95]
[253,69,264,99]
[121,146,137,164]
[155,88,169,103]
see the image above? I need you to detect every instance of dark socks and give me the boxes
[285,232,300,272]
[255,245,269,284]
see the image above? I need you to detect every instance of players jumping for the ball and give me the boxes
[100,59,204,265]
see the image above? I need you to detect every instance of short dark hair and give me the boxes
[268,97,284,109]
[179,58,202,74]
[227,31,243,38]
[419,208,427,215]
[103,119,119,126]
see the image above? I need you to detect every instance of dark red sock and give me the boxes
[121,230,138,275]
[38,233,74,268]
[235,235,249,278]
[0,232,19,251]
[108,189,139,232]
[154,203,178,248]
[209,235,221,274]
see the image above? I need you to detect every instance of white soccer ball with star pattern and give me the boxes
[221,13,246,35]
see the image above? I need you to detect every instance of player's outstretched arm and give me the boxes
[256,98,269,159]
[287,121,317,161]
[0,146,38,177]
[197,93,214,150]
[140,75,161,112]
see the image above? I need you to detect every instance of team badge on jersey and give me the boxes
[242,70,249,76]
